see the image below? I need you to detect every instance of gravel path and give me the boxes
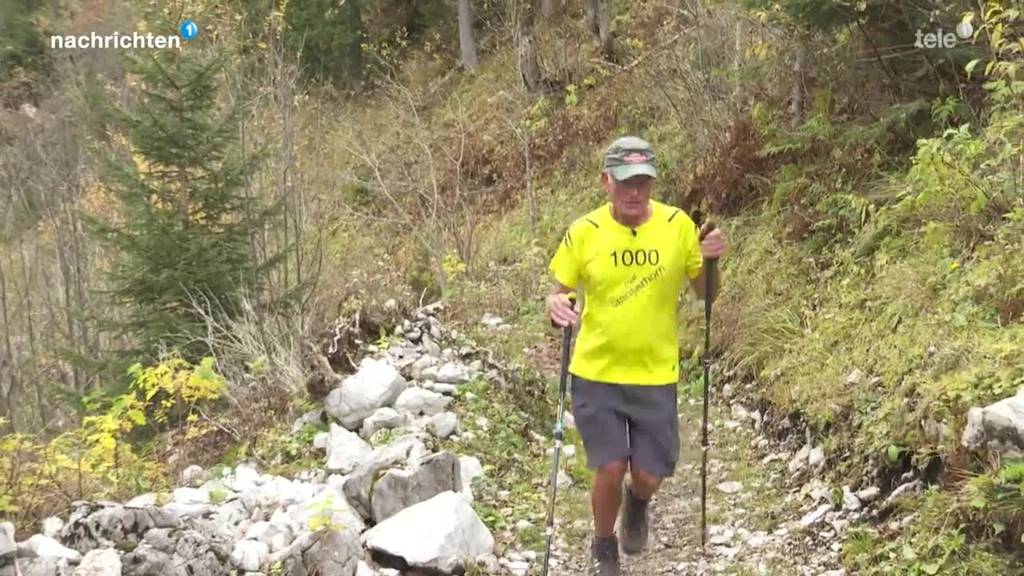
[548,395,850,576]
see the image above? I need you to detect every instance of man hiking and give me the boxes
[546,136,728,575]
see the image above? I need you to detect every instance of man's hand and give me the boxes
[690,222,727,302]
[547,292,578,327]
[699,222,728,260]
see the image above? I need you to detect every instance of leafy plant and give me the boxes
[564,84,579,107]
[0,356,224,532]
[963,459,1024,544]
[843,490,1013,575]
[443,251,467,280]
[126,355,226,426]
[307,491,346,532]
[525,97,551,133]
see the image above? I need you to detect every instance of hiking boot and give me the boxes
[619,485,650,554]
[591,534,621,576]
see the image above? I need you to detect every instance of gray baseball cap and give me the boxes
[603,136,657,181]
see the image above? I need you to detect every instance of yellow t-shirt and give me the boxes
[549,200,703,385]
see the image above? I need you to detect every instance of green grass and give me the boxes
[711,111,1024,569]
[220,418,327,478]
[843,490,1016,576]
[437,377,592,554]
[717,204,1024,475]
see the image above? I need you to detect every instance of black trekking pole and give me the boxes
[700,224,717,549]
[542,296,575,576]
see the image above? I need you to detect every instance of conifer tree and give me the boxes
[0,0,48,81]
[284,0,366,89]
[88,47,267,361]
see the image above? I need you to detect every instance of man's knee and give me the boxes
[629,467,663,496]
[596,459,629,479]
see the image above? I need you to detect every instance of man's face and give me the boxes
[602,171,653,220]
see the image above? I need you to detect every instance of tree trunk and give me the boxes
[0,257,18,434]
[345,0,365,91]
[272,28,307,334]
[541,0,559,20]
[789,40,806,127]
[516,0,541,92]
[17,241,41,427]
[458,0,479,70]
[519,128,536,233]
[433,244,449,300]
[67,179,103,393]
[518,34,541,92]
[734,19,742,113]
[595,0,613,58]
[178,170,189,225]
[583,0,599,36]
[68,194,92,392]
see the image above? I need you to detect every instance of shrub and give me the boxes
[0,355,225,532]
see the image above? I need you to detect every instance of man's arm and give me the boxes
[550,282,573,296]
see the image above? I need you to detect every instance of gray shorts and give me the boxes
[570,374,680,478]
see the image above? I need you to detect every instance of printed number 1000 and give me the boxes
[610,249,659,267]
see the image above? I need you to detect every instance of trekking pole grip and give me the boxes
[700,221,718,305]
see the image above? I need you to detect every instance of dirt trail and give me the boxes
[550,396,849,576]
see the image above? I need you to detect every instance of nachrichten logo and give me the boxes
[50,20,199,50]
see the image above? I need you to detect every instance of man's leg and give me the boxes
[628,467,663,500]
[620,466,661,554]
[571,376,629,575]
[620,383,680,554]
[592,460,628,537]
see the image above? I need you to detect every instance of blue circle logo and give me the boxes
[179,20,199,41]
[956,20,973,40]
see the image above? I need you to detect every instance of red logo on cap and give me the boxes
[623,152,648,164]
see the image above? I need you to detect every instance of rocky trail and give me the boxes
[2,304,1009,576]
[551,384,898,576]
